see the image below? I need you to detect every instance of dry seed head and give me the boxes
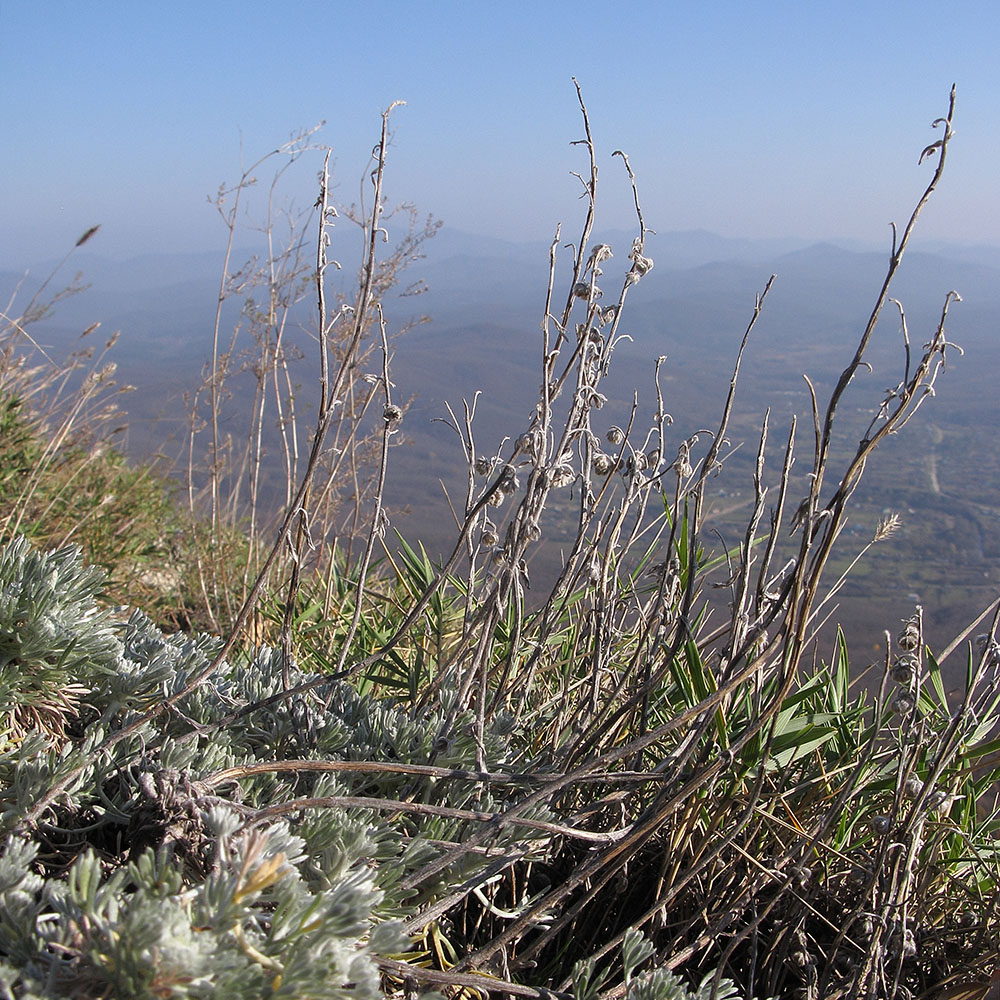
[76,224,101,247]
[903,775,924,800]
[481,527,499,548]
[592,452,615,476]
[891,652,919,684]
[892,691,916,716]
[499,464,518,488]
[627,244,654,284]
[897,619,921,651]
[548,461,576,488]
[871,815,892,835]
[492,547,512,571]
[514,432,539,459]
[606,426,625,446]
[874,512,901,541]
[588,243,614,268]
[383,404,403,426]
[474,457,492,477]
[673,441,693,479]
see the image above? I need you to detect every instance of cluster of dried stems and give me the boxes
[0,227,133,548]
[182,117,439,635]
[7,85,1000,999]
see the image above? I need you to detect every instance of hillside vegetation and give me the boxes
[1,88,999,1000]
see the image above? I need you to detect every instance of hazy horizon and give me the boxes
[3,222,997,663]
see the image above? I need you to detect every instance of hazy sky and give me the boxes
[3,1,998,264]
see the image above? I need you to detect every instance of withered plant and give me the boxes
[2,87,999,1000]
[182,119,439,636]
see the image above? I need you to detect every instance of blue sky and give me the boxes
[3,1,998,263]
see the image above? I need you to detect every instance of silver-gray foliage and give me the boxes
[0,536,521,998]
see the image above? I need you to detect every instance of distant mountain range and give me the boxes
[3,228,998,662]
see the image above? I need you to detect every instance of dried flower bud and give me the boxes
[626,452,647,476]
[606,427,625,446]
[481,527,499,548]
[573,281,592,299]
[674,442,693,479]
[892,691,916,716]
[588,243,614,267]
[498,465,520,492]
[525,522,541,542]
[383,404,403,426]
[897,618,921,651]
[903,775,924,800]
[514,432,532,457]
[489,489,507,508]
[592,452,614,476]
[474,457,492,477]
[548,462,575,488]
[871,814,891,835]
[891,652,919,684]
[627,245,654,284]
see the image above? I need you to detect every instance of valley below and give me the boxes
[5,226,999,690]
